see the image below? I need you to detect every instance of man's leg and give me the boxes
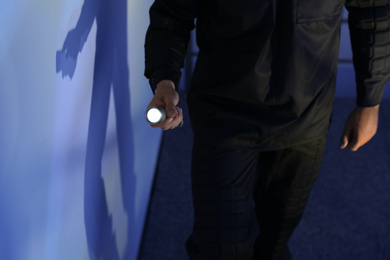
[253,138,326,260]
[186,145,260,260]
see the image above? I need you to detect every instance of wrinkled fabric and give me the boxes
[145,0,390,150]
[186,138,326,259]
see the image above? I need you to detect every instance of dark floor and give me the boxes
[139,97,390,260]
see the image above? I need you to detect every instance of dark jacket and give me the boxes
[145,0,390,150]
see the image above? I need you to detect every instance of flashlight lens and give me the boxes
[147,108,163,123]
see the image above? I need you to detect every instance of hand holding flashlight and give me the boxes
[145,80,183,130]
[145,106,183,127]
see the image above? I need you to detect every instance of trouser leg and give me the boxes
[186,145,260,260]
[253,138,326,260]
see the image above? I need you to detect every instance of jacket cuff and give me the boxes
[356,77,386,107]
[148,65,181,94]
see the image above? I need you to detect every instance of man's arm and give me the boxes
[144,0,198,129]
[341,0,390,151]
[147,80,183,130]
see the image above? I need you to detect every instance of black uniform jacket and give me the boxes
[145,0,390,150]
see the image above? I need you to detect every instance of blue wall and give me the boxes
[0,1,158,259]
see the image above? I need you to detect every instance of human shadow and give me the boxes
[57,0,136,259]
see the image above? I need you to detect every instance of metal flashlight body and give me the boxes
[145,106,166,125]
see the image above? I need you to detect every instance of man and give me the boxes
[144,0,389,259]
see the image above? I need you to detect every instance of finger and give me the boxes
[347,140,359,151]
[348,136,371,152]
[346,131,359,151]
[150,107,182,130]
[169,107,183,129]
[150,121,171,130]
[339,125,351,149]
[165,102,178,119]
[164,107,183,130]
[339,134,349,149]
[163,93,179,119]
[150,117,173,130]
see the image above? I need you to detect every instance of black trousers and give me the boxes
[186,138,326,260]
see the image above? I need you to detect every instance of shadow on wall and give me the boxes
[56,0,136,259]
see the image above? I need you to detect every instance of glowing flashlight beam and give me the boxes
[145,106,184,127]
[145,107,166,125]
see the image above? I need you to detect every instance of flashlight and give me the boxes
[145,106,183,127]
[145,106,166,125]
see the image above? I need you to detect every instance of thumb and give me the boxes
[165,102,178,118]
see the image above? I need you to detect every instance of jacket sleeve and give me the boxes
[345,0,390,106]
[144,0,198,93]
